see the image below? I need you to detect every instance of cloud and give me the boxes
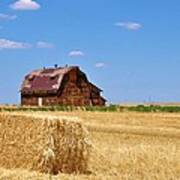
[0,14,17,21]
[68,50,85,57]
[0,39,32,49]
[10,0,40,10]
[115,22,142,31]
[36,41,54,49]
[95,62,106,68]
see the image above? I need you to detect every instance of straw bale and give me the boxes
[0,113,91,174]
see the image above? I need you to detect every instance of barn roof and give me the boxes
[21,66,79,95]
[88,82,103,92]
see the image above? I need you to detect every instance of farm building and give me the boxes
[21,65,106,106]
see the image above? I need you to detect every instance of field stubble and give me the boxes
[0,111,179,180]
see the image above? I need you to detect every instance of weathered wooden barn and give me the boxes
[21,66,106,106]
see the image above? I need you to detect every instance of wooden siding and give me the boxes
[21,67,106,106]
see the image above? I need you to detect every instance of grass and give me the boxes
[2,104,180,113]
[0,111,179,179]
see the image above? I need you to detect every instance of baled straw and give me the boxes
[0,113,91,174]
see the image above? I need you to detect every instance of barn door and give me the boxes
[38,97,43,107]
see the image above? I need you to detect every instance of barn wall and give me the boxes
[21,91,105,106]
[58,71,92,106]
[21,95,91,106]
[91,97,106,106]
[21,96,38,106]
[21,95,60,106]
[21,68,106,106]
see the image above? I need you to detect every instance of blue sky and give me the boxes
[0,0,180,104]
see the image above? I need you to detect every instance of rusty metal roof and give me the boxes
[21,66,78,95]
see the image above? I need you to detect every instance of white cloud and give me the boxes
[68,50,85,57]
[95,62,106,68]
[36,41,54,49]
[115,22,142,31]
[10,0,40,10]
[0,14,17,21]
[0,39,32,49]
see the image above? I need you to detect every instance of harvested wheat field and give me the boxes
[0,111,180,180]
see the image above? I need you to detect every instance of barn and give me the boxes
[20,65,106,106]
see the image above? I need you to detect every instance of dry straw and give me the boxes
[0,113,91,174]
